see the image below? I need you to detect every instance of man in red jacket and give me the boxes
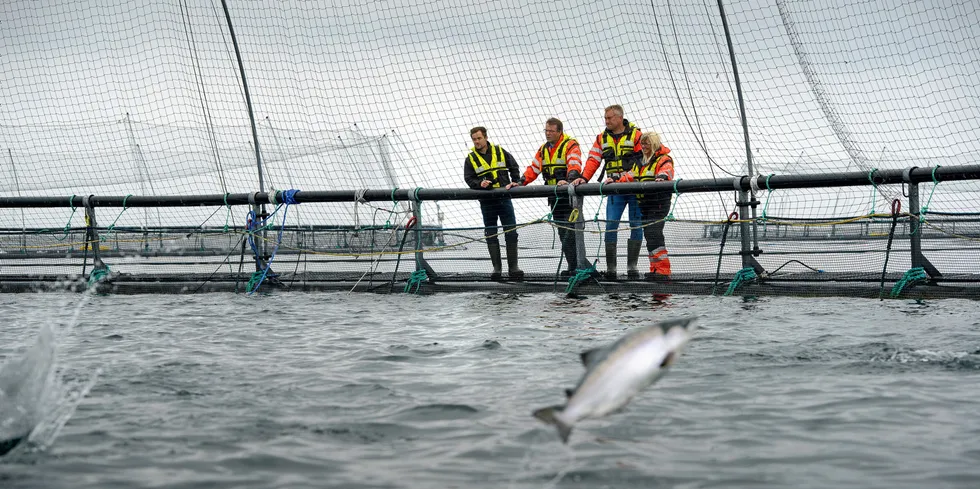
[522,118,584,276]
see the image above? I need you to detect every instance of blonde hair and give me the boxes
[641,131,662,152]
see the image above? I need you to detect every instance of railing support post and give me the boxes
[906,179,941,278]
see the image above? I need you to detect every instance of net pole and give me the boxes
[717,0,760,253]
[220,0,268,269]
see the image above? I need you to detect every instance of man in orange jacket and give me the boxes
[572,105,644,279]
[522,118,584,276]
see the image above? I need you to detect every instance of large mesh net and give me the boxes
[1,0,978,296]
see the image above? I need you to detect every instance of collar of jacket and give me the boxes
[545,133,568,149]
[603,119,634,138]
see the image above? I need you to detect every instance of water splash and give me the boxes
[27,366,103,451]
[0,291,100,458]
[0,324,58,454]
[869,347,980,369]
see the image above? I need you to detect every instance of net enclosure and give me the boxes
[1,0,978,298]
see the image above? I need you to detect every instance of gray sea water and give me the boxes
[1,291,979,489]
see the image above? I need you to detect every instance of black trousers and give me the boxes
[640,202,669,252]
[480,197,518,245]
[550,197,577,270]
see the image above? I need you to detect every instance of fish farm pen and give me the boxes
[2,164,980,299]
[1,1,978,300]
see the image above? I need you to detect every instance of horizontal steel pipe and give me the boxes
[0,163,977,208]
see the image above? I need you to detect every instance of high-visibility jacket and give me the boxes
[467,143,508,188]
[522,133,583,186]
[583,120,643,180]
[617,145,674,211]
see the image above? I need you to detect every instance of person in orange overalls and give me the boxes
[522,118,583,276]
[607,131,674,279]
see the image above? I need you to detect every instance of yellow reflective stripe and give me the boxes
[601,125,638,174]
[470,144,507,187]
[636,154,670,181]
[541,137,571,184]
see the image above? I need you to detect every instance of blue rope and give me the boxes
[247,189,301,294]
[280,189,300,205]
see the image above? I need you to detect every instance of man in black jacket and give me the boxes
[463,126,524,280]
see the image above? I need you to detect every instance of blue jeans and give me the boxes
[605,194,643,243]
[481,198,518,245]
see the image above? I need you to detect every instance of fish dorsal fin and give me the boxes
[579,347,605,367]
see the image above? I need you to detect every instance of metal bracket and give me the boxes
[734,176,745,191]
[902,166,917,198]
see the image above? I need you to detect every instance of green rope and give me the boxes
[546,187,562,250]
[564,264,597,294]
[592,182,607,259]
[760,174,775,221]
[246,270,265,294]
[724,267,758,296]
[890,267,928,299]
[404,269,428,294]
[223,193,233,232]
[102,194,132,243]
[88,265,111,286]
[911,166,941,236]
[384,187,399,229]
[867,168,879,217]
[592,182,607,221]
[665,179,682,221]
[920,165,941,219]
[56,195,78,242]
[547,185,563,220]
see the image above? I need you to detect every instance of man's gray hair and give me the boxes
[604,104,624,117]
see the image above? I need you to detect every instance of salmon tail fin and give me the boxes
[0,435,26,457]
[532,405,573,444]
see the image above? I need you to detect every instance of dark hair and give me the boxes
[470,126,487,137]
[545,117,563,133]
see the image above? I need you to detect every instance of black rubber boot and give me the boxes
[561,232,577,276]
[604,242,617,280]
[626,239,642,280]
[487,241,503,281]
[505,240,524,281]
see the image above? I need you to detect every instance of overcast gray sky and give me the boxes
[1,0,978,228]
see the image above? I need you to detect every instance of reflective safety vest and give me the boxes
[468,144,508,188]
[539,134,576,185]
[601,123,640,175]
[635,153,673,201]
